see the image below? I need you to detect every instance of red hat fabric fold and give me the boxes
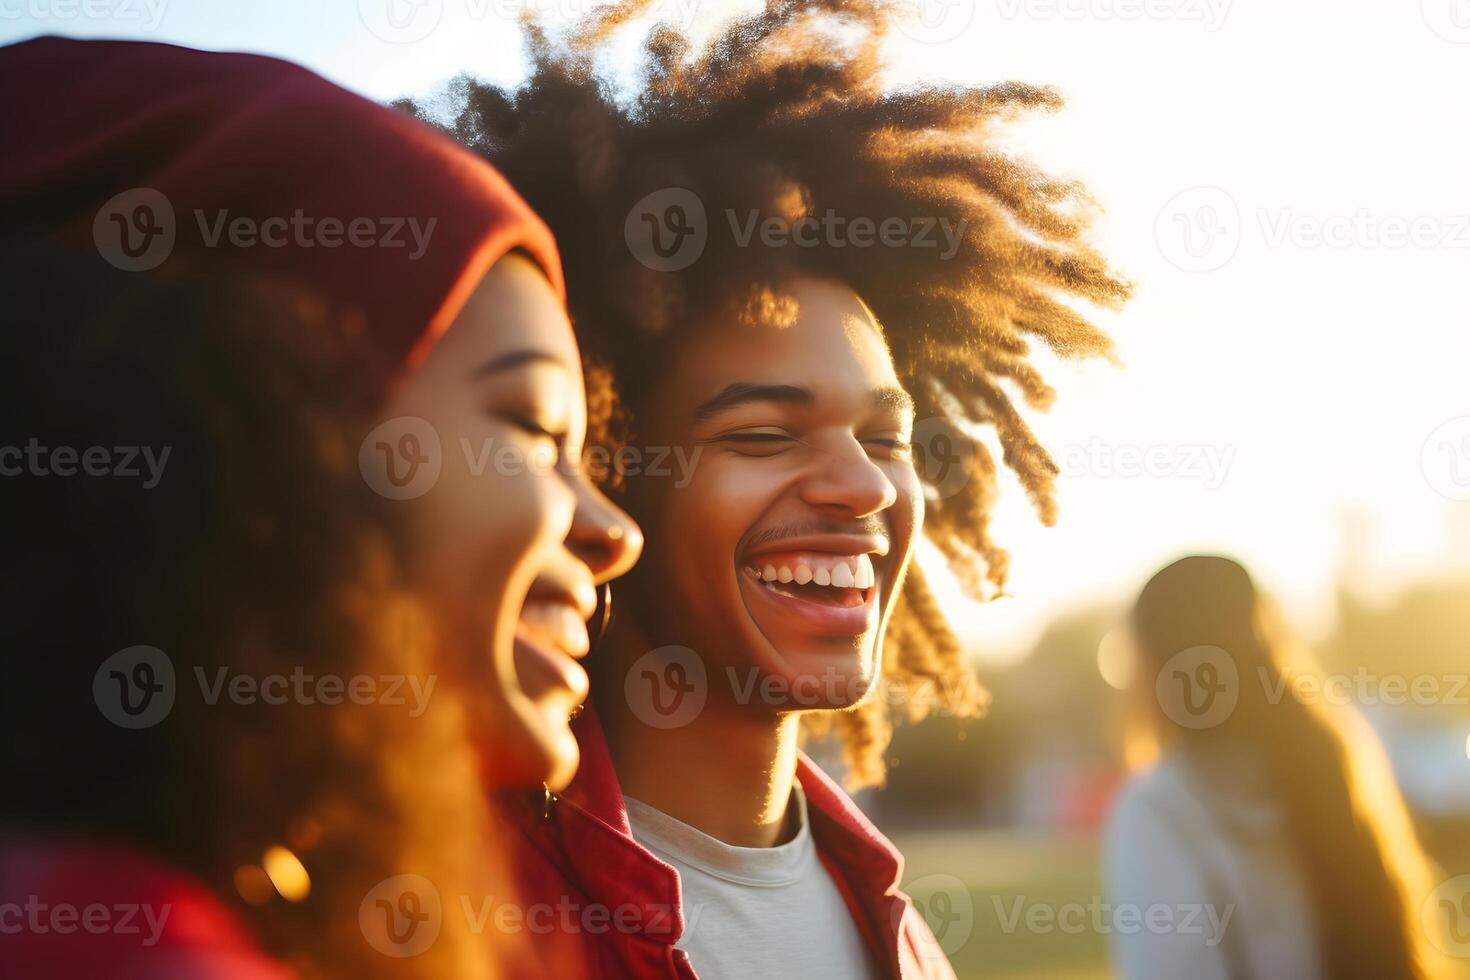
[0,35,564,373]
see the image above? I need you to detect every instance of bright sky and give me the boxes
[7,0,1469,660]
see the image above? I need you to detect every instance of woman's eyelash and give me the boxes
[505,414,565,444]
[865,437,912,450]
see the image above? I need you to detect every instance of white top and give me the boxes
[625,784,881,980]
[1103,754,1321,980]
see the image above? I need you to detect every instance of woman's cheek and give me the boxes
[484,450,576,582]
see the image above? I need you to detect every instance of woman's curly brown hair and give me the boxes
[0,248,502,979]
[409,0,1130,787]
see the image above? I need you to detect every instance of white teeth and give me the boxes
[748,556,877,591]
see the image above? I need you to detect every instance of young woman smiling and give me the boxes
[0,37,639,978]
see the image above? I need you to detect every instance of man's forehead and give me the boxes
[677,280,895,383]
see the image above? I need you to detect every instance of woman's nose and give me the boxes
[566,476,643,584]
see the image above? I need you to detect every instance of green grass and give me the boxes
[889,829,1111,980]
[891,827,1470,980]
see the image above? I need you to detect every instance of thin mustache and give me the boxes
[745,517,888,552]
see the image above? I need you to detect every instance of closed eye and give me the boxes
[504,413,564,444]
[719,433,795,444]
[862,436,913,458]
[498,413,573,468]
[706,429,800,455]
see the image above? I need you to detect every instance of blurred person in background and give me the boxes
[0,37,638,978]
[1104,555,1442,979]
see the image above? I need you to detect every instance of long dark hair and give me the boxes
[1131,555,1438,978]
[0,249,501,979]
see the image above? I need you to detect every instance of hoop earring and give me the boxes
[587,581,613,651]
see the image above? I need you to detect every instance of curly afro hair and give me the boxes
[406,0,1131,787]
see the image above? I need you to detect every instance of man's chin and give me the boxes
[737,635,879,712]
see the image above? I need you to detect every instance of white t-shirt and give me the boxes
[1103,754,1320,980]
[625,784,882,980]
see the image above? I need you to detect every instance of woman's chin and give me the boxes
[535,708,582,792]
[476,713,580,793]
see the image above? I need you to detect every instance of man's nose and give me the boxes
[797,437,898,517]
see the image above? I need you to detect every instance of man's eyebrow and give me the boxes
[693,383,813,423]
[471,349,568,379]
[873,385,915,415]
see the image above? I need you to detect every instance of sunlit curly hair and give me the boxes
[408,0,1130,787]
[0,248,502,979]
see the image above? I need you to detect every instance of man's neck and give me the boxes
[597,627,802,849]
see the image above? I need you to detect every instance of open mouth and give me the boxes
[511,584,595,709]
[517,597,591,659]
[737,547,885,638]
[742,552,876,608]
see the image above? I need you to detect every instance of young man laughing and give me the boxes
[417,0,1129,974]
[586,277,930,977]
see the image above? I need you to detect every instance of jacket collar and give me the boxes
[524,703,909,964]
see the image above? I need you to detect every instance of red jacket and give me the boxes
[0,839,290,979]
[497,706,957,979]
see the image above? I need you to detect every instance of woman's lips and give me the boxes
[513,632,589,708]
[519,598,591,658]
[512,598,592,708]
